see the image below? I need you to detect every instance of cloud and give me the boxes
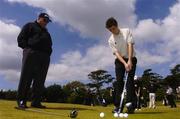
[0,20,21,71]
[134,19,162,45]
[136,51,170,67]
[47,45,114,82]
[1,0,180,86]
[1,70,20,82]
[134,1,180,68]
[4,0,137,83]
[0,18,114,83]
[0,20,22,82]
[7,0,179,69]
[7,0,137,38]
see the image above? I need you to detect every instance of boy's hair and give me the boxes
[105,17,118,28]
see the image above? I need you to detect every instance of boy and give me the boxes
[106,17,137,113]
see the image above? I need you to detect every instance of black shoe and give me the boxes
[112,107,119,113]
[31,103,46,108]
[17,100,28,109]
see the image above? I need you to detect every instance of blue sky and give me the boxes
[0,0,179,90]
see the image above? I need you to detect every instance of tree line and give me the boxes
[0,64,180,105]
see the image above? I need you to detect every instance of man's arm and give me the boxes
[17,23,31,49]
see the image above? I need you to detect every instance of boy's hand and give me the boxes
[127,60,132,71]
[124,63,130,72]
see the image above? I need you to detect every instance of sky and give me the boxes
[0,0,179,90]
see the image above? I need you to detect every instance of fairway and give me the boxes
[0,100,180,119]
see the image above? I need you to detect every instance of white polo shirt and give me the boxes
[108,28,135,58]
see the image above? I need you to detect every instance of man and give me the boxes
[106,17,137,114]
[148,80,157,109]
[166,85,176,108]
[134,76,142,110]
[17,13,52,108]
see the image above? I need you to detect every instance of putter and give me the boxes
[118,72,128,113]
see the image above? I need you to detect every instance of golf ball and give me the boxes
[100,112,105,118]
[114,113,118,118]
[123,113,128,118]
[119,113,123,118]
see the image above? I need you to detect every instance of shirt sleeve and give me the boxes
[17,23,31,49]
[127,29,134,44]
[108,39,118,54]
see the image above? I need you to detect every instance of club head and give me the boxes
[125,102,132,107]
[69,109,78,118]
[125,102,135,114]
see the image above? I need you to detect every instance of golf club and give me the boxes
[118,72,128,113]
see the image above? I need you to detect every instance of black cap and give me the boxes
[38,13,52,22]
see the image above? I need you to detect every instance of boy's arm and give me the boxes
[109,40,129,71]
[127,42,133,70]
[127,29,134,70]
[114,51,129,71]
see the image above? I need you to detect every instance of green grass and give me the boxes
[0,100,180,119]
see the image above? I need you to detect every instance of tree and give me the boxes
[87,69,114,95]
[45,84,65,102]
[63,81,87,104]
[141,69,163,88]
[4,90,17,100]
[171,64,180,75]
[140,69,164,101]
[87,70,114,103]
[171,64,180,87]
[164,64,180,89]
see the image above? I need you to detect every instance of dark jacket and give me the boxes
[148,83,157,93]
[17,21,52,55]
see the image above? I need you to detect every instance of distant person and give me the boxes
[85,89,95,106]
[148,81,157,109]
[106,17,137,114]
[162,96,168,106]
[134,76,142,110]
[141,87,148,107]
[176,86,180,100]
[16,13,52,109]
[166,86,176,108]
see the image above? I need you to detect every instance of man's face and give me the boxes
[108,25,119,35]
[38,17,49,27]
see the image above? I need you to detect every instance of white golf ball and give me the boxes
[114,113,118,118]
[123,113,128,118]
[119,113,123,118]
[100,112,105,118]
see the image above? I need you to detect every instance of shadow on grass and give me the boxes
[45,107,94,111]
[135,112,165,114]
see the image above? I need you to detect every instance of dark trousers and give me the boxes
[113,57,137,108]
[17,48,50,104]
[136,94,141,109]
[167,95,176,108]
